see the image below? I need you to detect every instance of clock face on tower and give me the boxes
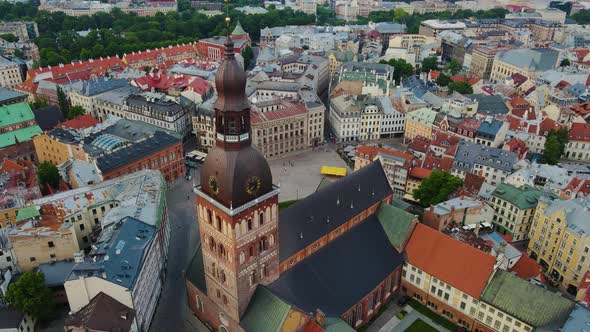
[246,176,261,196]
[208,176,220,195]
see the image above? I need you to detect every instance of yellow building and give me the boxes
[33,131,88,165]
[403,107,437,144]
[327,51,357,77]
[528,196,590,295]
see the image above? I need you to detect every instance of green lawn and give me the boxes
[278,200,298,210]
[407,299,458,331]
[404,319,438,332]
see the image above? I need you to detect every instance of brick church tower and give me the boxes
[196,35,280,322]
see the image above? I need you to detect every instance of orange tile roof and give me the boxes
[58,114,100,130]
[1,159,24,173]
[406,223,496,298]
[27,56,124,81]
[409,167,432,179]
[509,254,544,281]
[123,43,196,65]
[450,75,480,86]
[570,122,590,142]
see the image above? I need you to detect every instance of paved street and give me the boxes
[149,172,208,332]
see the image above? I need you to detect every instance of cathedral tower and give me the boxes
[196,35,280,322]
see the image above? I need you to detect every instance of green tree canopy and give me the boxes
[37,161,60,193]
[543,128,569,165]
[413,170,464,207]
[379,58,414,84]
[435,73,451,87]
[560,58,571,67]
[572,9,590,24]
[0,33,18,42]
[67,105,86,119]
[448,81,473,94]
[5,271,54,321]
[57,86,69,114]
[242,45,253,69]
[445,59,462,75]
[421,56,438,73]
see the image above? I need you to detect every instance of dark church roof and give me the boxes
[33,105,64,131]
[269,215,403,317]
[279,160,392,261]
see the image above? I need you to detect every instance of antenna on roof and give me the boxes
[336,196,340,206]
[357,184,361,192]
[350,201,354,209]
[326,216,330,224]
[300,232,304,239]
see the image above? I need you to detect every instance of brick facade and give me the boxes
[0,140,37,162]
[102,142,185,183]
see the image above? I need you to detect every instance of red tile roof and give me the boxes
[422,154,454,171]
[406,224,496,298]
[538,118,560,136]
[431,131,460,148]
[409,167,432,179]
[406,136,431,153]
[58,114,100,130]
[562,177,590,198]
[250,101,307,123]
[1,159,24,173]
[571,102,590,118]
[570,122,590,142]
[510,73,528,86]
[355,145,412,162]
[509,96,530,110]
[574,49,590,62]
[429,70,441,80]
[26,56,124,82]
[504,138,528,159]
[450,75,480,86]
[122,43,196,66]
[509,254,544,281]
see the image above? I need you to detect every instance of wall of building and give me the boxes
[11,231,76,271]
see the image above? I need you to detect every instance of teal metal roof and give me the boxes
[240,286,291,332]
[0,125,42,148]
[377,203,416,249]
[481,270,574,328]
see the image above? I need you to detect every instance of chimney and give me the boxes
[498,241,507,254]
[315,309,326,327]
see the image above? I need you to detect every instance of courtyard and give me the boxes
[269,148,350,202]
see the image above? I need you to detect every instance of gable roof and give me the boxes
[64,292,136,332]
[278,161,392,261]
[481,270,574,328]
[406,223,496,298]
[376,203,416,250]
[241,286,292,332]
[270,215,404,317]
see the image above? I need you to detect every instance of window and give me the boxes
[50,254,56,259]
[247,218,253,231]
[83,236,88,243]
[29,257,36,262]
[460,302,466,310]
[79,224,85,231]
[260,212,264,225]
[48,241,54,248]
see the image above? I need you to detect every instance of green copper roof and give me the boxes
[325,317,356,332]
[377,203,416,249]
[232,20,247,36]
[240,286,291,332]
[0,125,42,148]
[390,198,411,210]
[16,206,40,222]
[481,270,574,328]
[0,102,35,126]
[492,183,546,210]
[330,50,356,62]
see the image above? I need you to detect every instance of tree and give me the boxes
[435,73,451,87]
[421,56,438,73]
[543,128,569,165]
[5,272,54,321]
[0,33,18,42]
[560,58,571,67]
[56,86,69,114]
[241,45,253,69]
[67,105,86,119]
[448,81,473,94]
[379,58,414,84]
[37,161,60,193]
[413,170,464,207]
[445,59,462,75]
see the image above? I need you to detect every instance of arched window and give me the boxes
[195,295,203,312]
[219,244,226,259]
[239,251,245,264]
[222,295,228,305]
[259,236,268,252]
[220,270,226,283]
[248,245,255,258]
[250,270,257,286]
[269,234,275,247]
[247,218,253,231]
[207,209,212,224]
[262,263,268,278]
[216,216,222,232]
[209,237,216,253]
[259,212,264,226]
